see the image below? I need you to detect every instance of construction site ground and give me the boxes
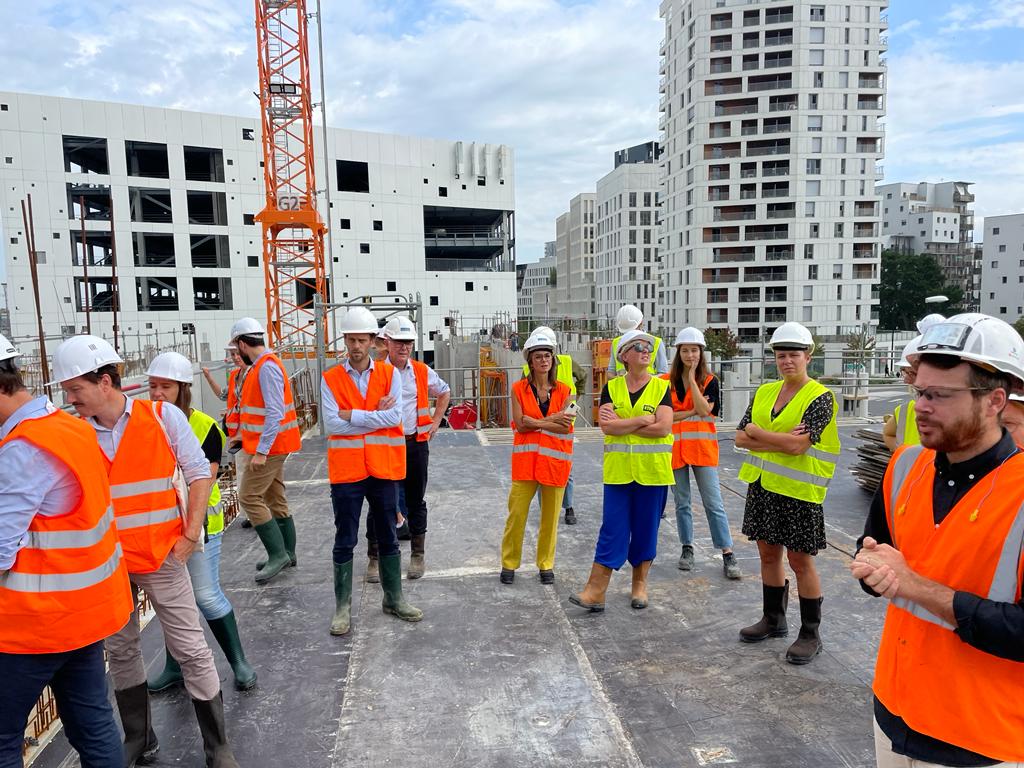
[35,422,887,768]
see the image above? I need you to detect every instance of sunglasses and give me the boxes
[627,343,653,355]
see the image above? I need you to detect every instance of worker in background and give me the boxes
[501,328,574,585]
[736,322,840,665]
[230,317,302,583]
[852,313,1024,767]
[204,345,253,528]
[373,330,390,361]
[882,336,920,452]
[145,352,257,694]
[0,333,132,767]
[322,307,422,636]
[571,330,674,612]
[372,328,411,540]
[363,315,451,580]
[608,304,669,377]
[53,335,238,767]
[523,325,586,525]
[1004,393,1024,448]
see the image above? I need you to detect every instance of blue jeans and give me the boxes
[0,641,121,768]
[594,482,669,569]
[187,528,233,621]
[562,471,574,509]
[672,465,733,549]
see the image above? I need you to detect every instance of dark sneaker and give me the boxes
[539,570,554,585]
[564,507,577,525]
[677,545,695,571]
[500,569,515,585]
[723,552,741,580]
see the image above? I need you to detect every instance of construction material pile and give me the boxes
[850,428,892,494]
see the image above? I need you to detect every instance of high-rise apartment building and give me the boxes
[552,193,596,319]
[517,251,556,322]
[878,180,978,309]
[595,142,663,327]
[979,214,1024,324]
[657,0,887,345]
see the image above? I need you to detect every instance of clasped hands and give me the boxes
[849,536,911,599]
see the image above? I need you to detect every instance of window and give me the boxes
[805,202,815,217]
[243,213,255,226]
[129,187,173,223]
[74,277,117,312]
[336,160,370,193]
[465,281,474,291]
[193,277,233,310]
[807,116,823,132]
[340,218,351,229]
[133,233,175,267]
[808,264,818,280]
[63,135,109,174]
[67,184,112,221]
[190,234,230,268]
[809,50,824,66]
[833,264,843,279]
[810,5,825,21]
[809,27,825,43]
[136,277,179,311]
[242,128,255,141]
[806,180,821,195]
[387,281,397,291]
[186,191,228,225]
[992,227,1000,235]
[430,295,439,306]
[373,220,383,231]
[803,285,813,301]
[806,159,821,174]
[359,243,370,254]
[999,244,1007,253]
[183,146,225,182]
[247,255,259,267]
[125,141,169,178]
[439,187,448,197]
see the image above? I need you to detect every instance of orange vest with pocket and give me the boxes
[0,409,133,653]
[224,367,242,438]
[873,444,1024,762]
[239,354,302,455]
[324,362,407,484]
[511,378,574,487]
[662,373,719,469]
[410,360,434,442]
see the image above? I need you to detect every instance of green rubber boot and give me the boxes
[378,554,423,623]
[147,647,183,693]
[330,560,354,636]
[253,519,291,583]
[207,611,258,691]
[257,517,298,571]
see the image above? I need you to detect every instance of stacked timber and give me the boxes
[850,428,893,494]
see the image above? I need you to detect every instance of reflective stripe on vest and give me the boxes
[239,353,302,455]
[324,362,407,483]
[511,378,574,487]
[188,409,224,534]
[411,361,434,441]
[110,477,173,499]
[603,376,674,486]
[894,400,920,446]
[0,409,133,654]
[737,379,840,504]
[224,368,243,437]
[613,337,661,375]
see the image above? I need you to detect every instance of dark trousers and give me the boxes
[0,640,122,768]
[332,476,401,564]
[366,438,430,543]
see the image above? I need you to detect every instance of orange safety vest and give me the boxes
[224,367,242,438]
[873,444,1024,762]
[107,400,183,574]
[0,409,132,654]
[409,360,434,442]
[511,378,574,488]
[239,353,302,455]
[661,373,719,469]
[324,362,407,484]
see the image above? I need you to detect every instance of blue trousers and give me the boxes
[0,640,121,768]
[331,477,400,564]
[561,471,574,509]
[187,529,233,620]
[594,482,669,569]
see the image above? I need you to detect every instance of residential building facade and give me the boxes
[517,250,556,323]
[980,214,1024,324]
[552,193,596,320]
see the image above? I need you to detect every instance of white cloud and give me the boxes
[941,0,1024,30]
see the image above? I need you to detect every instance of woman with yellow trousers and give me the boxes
[500,329,575,585]
[570,329,674,611]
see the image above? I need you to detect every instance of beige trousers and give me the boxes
[873,719,1022,768]
[239,453,290,526]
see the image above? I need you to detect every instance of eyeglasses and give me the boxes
[627,343,653,355]
[390,340,414,347]
[911,385,993,402]
[530,351,554,359]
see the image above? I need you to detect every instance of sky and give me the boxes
[1,0,1023,266]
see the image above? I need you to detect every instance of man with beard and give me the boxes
[851,313,1024,768]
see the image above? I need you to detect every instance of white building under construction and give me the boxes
[0,92,516,360]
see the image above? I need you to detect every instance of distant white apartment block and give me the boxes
[980,214,1024,323]
[657,0,887,345]
[552,193,596,319]
[878,180,977,309]
[517,250,556,322]
[0,92,516,359]
[595,142,663,328]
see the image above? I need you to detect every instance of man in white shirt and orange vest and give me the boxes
[229,317,302,583]
[203,345,253,528]
[0,334,133,767]
[321,307,423,636]
[53,335,239,768]
[363,316,450,579]
[852,313,1024,768]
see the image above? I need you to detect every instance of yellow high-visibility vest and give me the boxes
[893,400,920,446]
[603,375,674,486]
[188,409,225,535]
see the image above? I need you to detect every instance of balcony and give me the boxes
[705,144,742,160]
[711,37,733,52]
[764,11,794,25]
[738,308,761,323]
[738,287,761,302]
[762,118,791,134]
[765,287,787,302]
[744,266,788,282]
[765,307,788,322]
[714,206,757,221]
[858,74,883,89]
[745,225,789,241]
[743,12,760,27]
[768,97,798,112]
[854,224,879,237]
[765,246,795,260]
[856,139,880,153]
[714,247,756,263]
[708,166,730,181]
[742,34,760,49]
[710,62,732,74]
[704,227,741,242]
[747,139,790,157]
[762,183,790,198]
[706,79,744,96]
[853,243,876,259]
[765,33,793,47]
[764,56,793,69]
[766,204,795,219]
[709,126,732,138]
[740,166,758,178]
[711,16,732,30]
[709,189,731,202]
[853,265,877,280]
[748,75,792,92]
[742,56,760,71]
[741,124,759,136]
[739,188,758,200]
[715,100,758,116]
[703,267,740,283]
[858,97,883,110]
[762,162,789,177]
[855,203,878,217]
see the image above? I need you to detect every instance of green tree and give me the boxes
[704,327,741,360]
[879,250,964,330]
[1014,317,1024,338]
[548,268,557,287]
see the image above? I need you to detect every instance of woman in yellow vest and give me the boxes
[570,330,674,612]
[501,329,575,585]
[664,327,740,579]
[735,322,840,664]
[145,352,257,691]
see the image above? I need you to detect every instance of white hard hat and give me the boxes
[1009,393,1024,404]
[897,336,921,370]
[230,317,265,341]
[49,335,124,384]
[615,304,644,333]
[533,325,556,339]
[916,312,1024,387]
[146,351,194,383]
[917,313,946,335]
[673,327,706,347]
[0,333,19,363]
[769,322,814,352]
[523,329,558,360]
[340,307,380,335]
[616,330,657,362]
[382,315,417,341]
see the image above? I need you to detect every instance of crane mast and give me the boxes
[254,0,327,352]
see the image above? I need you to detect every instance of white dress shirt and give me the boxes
[321,358,403,436]
[386,358,450,437]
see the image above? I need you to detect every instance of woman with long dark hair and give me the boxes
[665,328,739,579]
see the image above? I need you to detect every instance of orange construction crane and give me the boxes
[254,0,327,352]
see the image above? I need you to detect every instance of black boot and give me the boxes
[786,596,824,665]
[739,580,789,643]
[207,611,258,691]
[330,560,354,636]
[240,518,253,529]
[192,693,240,768]
[564,507,577,525]
[253,519,291,583]
[114,682,159,766]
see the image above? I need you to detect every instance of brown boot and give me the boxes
[365,539,380,584]
[630,560,652,609]
[568,563,613,612]
[408,534,425,580]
